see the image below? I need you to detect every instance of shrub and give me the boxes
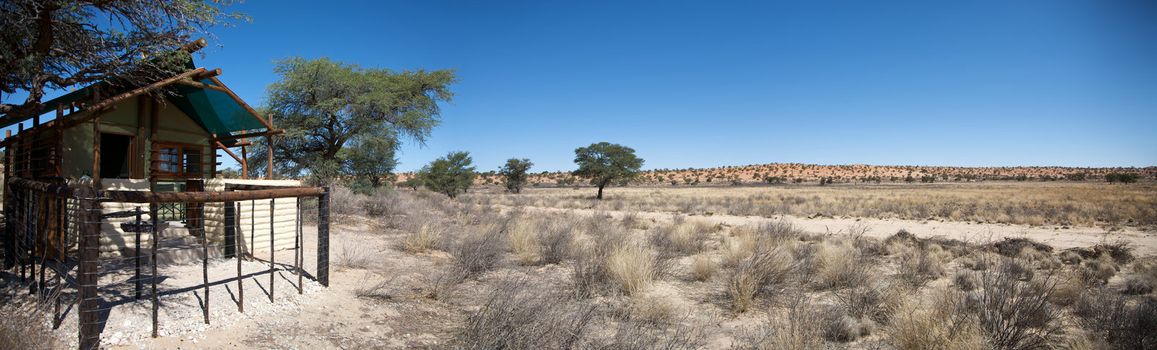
[0,303,56,350]
[972,261,1063,350]
[889,289,986,350]
[814,240,869,290]
[739,295,827,350]
[832,278,905,324]
[725,245,796,312]
[690,254,718,282]
[335,241,374,269]
[1073,289,1157,349]
[649,221,712,256]
[992,238,1053,257]
[955,271,979,292]
[537,220,573,265]
[451,224,507,278]
[897,246,944,287]
[498,158,534,194]
[418,151,477,199]
[452,279,596,349]
[1104,172,1139,183]
[401,224,442,253]
[507,217,541,265]
[607,243,658,295]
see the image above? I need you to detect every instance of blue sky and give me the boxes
[8,0,1157,171]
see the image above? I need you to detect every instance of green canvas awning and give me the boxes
[167,79,268,147]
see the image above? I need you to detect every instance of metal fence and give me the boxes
[2,178,331,350]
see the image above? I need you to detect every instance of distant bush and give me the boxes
[1105,172,1139,183]
[418,151,477,198]
[1064,173,1087,181]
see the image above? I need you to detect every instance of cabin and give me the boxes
[0,40,331,349]
[0,40,298,260]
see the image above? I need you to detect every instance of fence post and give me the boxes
[317,187,329,287]
[224,201,236,258]
[77,186,101,350]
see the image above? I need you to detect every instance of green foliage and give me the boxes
[498,158,534,194]
[1105,172,1139,183]
[764,176,786,184]
[251,57,455,183]
[418,151,476,198]
[573,142,644,199]
[1064,173,1087,181]
[1,0,246,119]
[398,177,422,190]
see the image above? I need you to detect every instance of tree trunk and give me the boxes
[596,183,605,200]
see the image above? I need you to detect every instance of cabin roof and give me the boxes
[2,65,272,147]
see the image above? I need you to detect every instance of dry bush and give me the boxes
[1123,258,1157,295]
[649,221,712,256]
[1048,270,1086,307]
[595,320,704,350]
[335,241,374,269]
[401,223,442,253]
[690,254,718,282]
[1058,250,1082,265]
[362,190,401,216]
[629,294,678,326]
[832,278,906,324]
[737,295,827,350]
[971,261,1063,350]
[0,302,56,350]
[822,308,874,343]
[537,219,573,265]
[722,228,758,268]
[725,244,796,313]
[354,276,395,301]
[755,220,805,244]
[571,220,625,298]
[452,279,597,349]
[955,270,979,291]
[889,289,987,350]
[814,240,870,290]
[1072,288,1157,349]
[451,223,507,279]
[960,251,1001,271]
[897,245,944,287]
[607,243,658,296]
[421,264,468,300]
[327,186,365,216]
[1079,256,1118,286]
[991,237,1054,257]
[507,216,541,265]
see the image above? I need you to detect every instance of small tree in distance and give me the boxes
[418,151,476,198]
[499,158,534,193]
[573,142,644,200]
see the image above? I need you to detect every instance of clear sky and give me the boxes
[10,0,1157,171]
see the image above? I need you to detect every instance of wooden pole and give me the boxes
[240,145,248,179]
[233,202,244,313]
[317,187,330,287]
[269,199,275,302]
[266,135,274,180]
[296,196,303,294]
[202,203,209,324]
[150,203,160,338]
[135,207,142,300]
[77,186,101,350]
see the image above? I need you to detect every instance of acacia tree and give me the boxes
[343,132,398,192]
[249,57,455,183]
[418,151,476,198]
[573,142,644,200]
[498,158,533,193]
[1,0,244,119]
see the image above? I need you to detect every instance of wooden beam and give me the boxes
[206,76,275,130]
[266,135,274,180]
[215,141,243,165]
[103,186,325,204]
[175,79,229,93]
[240,145,248,179]
[55,68,214,130]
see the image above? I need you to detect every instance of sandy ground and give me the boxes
[502,204,1157,257]
[22,201,1156,349]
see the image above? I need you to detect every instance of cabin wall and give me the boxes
[205,179,303,255]
[60,96,213,180]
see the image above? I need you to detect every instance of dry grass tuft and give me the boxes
[739,295,827,350]
[1072,288,1157,349]
[649,221,713,256]
[452,279,597,349]
[451,223,507,279]
[813,240,869,290]
[507,216,541,265]
[607,243,658,296]
[401,223,442,253]
[896,245,944,287]
[335,241,374,269]
[690,254,718,282]
[889,289,987,350]
[725,244,796,313]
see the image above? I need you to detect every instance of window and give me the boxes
[153,143,204,178]
[100,133,133,179]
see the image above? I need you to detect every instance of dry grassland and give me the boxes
[464,182,1157,227]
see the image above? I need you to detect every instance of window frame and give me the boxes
[151,141,205,179]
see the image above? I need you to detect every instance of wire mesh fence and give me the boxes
[2,178,330,350]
